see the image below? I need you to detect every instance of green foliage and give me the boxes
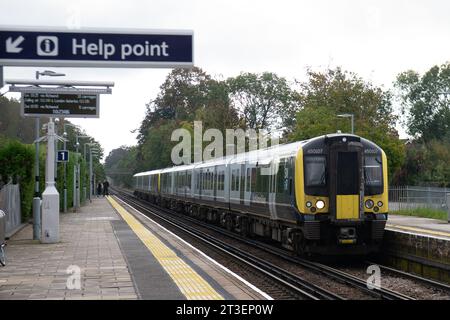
[0,138,35,219]
[395,62,450,142]
[289,68,404,180]
[393,140,450,187]
[393,208,448,221]
[227,72,300,131]
[104,145,138,188]
[0,96,106,215]
[136,67,240,171]
[0,97,50,144]
[140,120,181,170]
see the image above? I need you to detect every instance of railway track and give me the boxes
[111,187,415,300]
[111,189,342,300]
[365,260,450,293]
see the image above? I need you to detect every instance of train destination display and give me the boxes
[21,92,99,117]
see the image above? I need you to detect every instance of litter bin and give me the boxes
[0,210,5,244]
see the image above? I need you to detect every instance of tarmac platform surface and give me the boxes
[387,214,450,240]
[0,197,268,300]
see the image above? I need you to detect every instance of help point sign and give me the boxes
[0,26,193,68]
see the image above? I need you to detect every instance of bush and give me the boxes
[0,139,35,219]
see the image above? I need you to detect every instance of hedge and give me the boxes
[0,137,90,218]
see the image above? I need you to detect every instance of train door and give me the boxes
[224,163,231,210]
[268,159,279,220]
[329,142,364,220]
[244,165,252,206]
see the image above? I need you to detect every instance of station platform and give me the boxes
[0,197,268,300]
[387,214,450,240]
[381,214,450,284]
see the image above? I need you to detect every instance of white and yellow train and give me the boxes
[133,133,388,255]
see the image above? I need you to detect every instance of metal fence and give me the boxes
[389,185,450,212]
[0,183,22,235]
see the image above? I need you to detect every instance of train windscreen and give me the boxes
[337,152,359,195]
[364,155,383,195]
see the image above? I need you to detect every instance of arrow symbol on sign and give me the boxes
[6,36,25,53]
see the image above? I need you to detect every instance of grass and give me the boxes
[391,207,449,220]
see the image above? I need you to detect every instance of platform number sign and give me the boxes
[57,150,69,162]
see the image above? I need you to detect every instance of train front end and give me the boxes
[295,134,388,255]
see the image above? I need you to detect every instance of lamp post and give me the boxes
[74,135,90,208]
[84,144,98,202]
[62,122,78,213]
[33,70,65,240]
[90,149,100,198]
[337,113,354,134]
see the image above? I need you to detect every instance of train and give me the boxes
[133,133,388,255]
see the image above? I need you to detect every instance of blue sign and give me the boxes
[0,27,193,68]
[57,150,69,162]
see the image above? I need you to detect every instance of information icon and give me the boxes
[37,36,59,56]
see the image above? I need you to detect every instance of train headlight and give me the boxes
[306,201,312,208]
[377,201,383,207]
[365,199,374,209]
[316,200,325,209]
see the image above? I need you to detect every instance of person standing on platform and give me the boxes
[97,182,103,197]
[103,180,110,196]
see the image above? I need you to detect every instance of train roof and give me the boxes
[133,133,383,176]
[133,169,162,177]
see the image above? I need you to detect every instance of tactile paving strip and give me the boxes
[107,196,224,300]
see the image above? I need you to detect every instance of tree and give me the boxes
[395,62,450,142]
[227,72,300,132]
[137,67,213,146]
[393,140,450,187]
[0,139,35,218]
[290,68,404,180]
[138,120,182,171]
[0,96,50,144]
[104,146,138,187]
[136,67,240,170]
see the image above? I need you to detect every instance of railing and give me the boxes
[389,185,450,212]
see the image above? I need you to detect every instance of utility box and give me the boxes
[0,210,5,244]
[41,185,59,243]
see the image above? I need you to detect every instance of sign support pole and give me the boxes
[41,119,59,243]
[33,117,41,240]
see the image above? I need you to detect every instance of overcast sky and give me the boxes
[1,0,449,159]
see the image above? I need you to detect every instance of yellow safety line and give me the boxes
[107,196,224,300]
[386,223,450,238]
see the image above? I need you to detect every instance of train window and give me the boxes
[246,168,251,192]
[231,170,235,191]
[304,156,326,187]
[251,168,257,191]
[337,152,359,195]
[364,155,383,195]
[209,172,212,190]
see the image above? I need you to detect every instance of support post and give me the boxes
[0,66,3,88]
[33,118,41,240]
[63,120,67,213]
[447,193,450,224]
[32,197,41,240]
[89,149,93,202]
[41,119,59,244]
[73,165,76,212]
[76,163,80,208]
